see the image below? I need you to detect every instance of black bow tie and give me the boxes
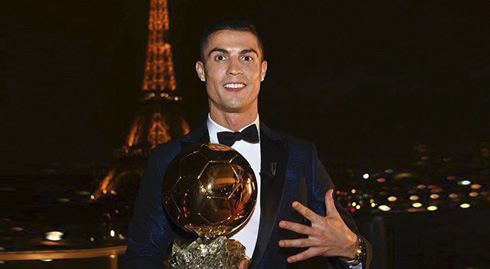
[217,124,259,147]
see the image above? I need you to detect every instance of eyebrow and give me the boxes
[240,49,259,56]
[207,48,259,58]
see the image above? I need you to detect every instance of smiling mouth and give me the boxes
[223,83,247,90]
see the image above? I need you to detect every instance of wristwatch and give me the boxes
[341,235,366,267]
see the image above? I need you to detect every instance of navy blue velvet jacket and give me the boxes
[124,122,369,268]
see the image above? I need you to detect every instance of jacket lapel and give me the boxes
[179,121,210,150]
[251,122,289,268]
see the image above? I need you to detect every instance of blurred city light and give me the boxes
[45,231,64,241]
[412,202,422,208]
[378,205,391,211]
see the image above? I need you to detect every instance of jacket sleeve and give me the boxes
[124,148,177,268]
[308,144,372,269]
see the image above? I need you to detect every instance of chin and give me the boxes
[221,99,245,110]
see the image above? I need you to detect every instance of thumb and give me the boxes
[325,189,340,218]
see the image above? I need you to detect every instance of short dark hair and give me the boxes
[199,18,265,62]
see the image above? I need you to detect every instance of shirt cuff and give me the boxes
[349,262,362,269]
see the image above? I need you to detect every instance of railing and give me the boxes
[0,245,127,269]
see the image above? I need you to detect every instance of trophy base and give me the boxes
[168,236,246,269]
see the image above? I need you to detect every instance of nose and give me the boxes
[227,57,244,76]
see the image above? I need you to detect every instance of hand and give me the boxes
[278,189,359,263]
[239,258,251,269]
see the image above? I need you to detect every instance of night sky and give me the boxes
[2,0,489,174]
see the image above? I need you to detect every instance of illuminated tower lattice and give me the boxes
[94,0,189,201]
[142,0,177,96]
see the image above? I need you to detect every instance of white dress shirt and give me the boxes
[207,113,261,258]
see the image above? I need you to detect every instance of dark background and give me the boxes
[2,0,489,174]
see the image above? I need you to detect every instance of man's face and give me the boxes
[196,30,267,113]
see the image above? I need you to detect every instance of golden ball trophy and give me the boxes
[161,143,257,268]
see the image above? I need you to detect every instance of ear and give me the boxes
[195,61,205,82]
[260,60,268,82]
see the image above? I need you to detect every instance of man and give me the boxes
[125,19,372,268]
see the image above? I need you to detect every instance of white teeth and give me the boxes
[224,83,245,89]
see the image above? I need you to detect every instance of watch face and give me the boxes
[343,235,365,266]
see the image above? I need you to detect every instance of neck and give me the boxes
[209,106,258,132]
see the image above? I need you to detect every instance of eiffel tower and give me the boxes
[93,0,189,201]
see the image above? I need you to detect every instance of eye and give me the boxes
[242,55,253,61]
[215,55,225,61]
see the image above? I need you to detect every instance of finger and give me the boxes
[292,201,324,223]
[279,238,323,248]
[287,248,321,263]
[325,189,341,218]
[239,258,250,269]
[279,220,318,236]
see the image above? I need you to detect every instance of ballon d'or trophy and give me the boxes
[161,143,257,268]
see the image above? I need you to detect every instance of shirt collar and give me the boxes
[207,113,260,144]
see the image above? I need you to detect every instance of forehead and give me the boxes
[205,30,262,55]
